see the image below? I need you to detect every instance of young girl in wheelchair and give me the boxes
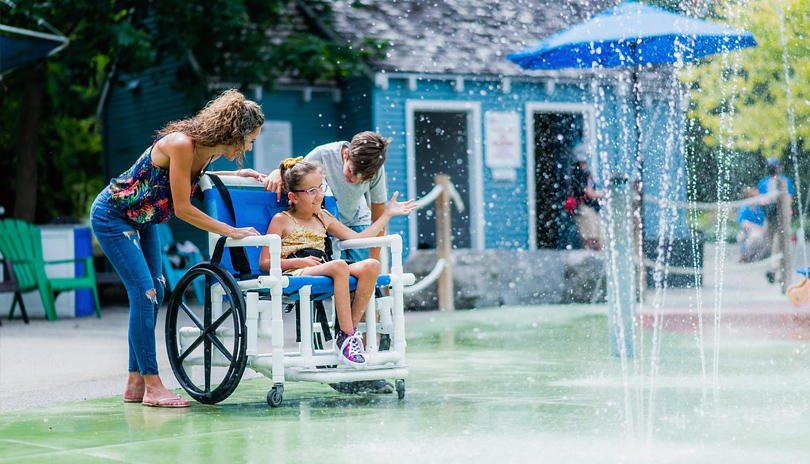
[258,157,415,368]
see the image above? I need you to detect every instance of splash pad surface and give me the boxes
[2,304,809,463]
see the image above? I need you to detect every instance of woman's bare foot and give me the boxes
[124,372,145,402]
[140,374,189,407]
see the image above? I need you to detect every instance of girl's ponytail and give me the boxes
[279,156,303,193]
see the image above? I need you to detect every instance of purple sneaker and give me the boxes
[336,330,366,368]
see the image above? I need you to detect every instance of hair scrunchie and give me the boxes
[283,156,303,169]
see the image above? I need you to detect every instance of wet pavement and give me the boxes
[2,242,810,462]
[3,302,810,463]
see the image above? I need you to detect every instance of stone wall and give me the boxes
[403,249,606,310]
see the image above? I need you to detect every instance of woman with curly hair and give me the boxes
[90,89,264,408]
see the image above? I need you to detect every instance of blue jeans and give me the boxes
[341,225,371,262]
[91,188,165,375]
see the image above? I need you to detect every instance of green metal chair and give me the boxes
[0,219,101,321]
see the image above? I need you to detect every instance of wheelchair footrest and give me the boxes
[285,365,409,383]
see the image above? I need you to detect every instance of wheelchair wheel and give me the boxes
[396,379,405,400]
[166,262,247,404]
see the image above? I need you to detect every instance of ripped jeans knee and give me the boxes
[145,288,159,305]
[148,276,166,307]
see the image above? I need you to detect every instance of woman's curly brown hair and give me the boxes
[157,89,264,168]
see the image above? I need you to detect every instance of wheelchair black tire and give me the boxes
[165,262,248,404]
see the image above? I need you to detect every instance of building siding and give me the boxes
[339,77,375,141]
[371,75,688,256]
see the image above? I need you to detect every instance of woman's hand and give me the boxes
[228,227,260,239]
[263,169,283,200]
[385,191,417,217]
[237,169,266,183]
[295,256,322,268]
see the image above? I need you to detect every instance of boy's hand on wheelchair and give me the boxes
[263,170,284,200]
[228,227,260,239]
[386,191,417,217]
[296,256,322,268]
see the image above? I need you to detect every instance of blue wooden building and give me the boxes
[102,0,689,258]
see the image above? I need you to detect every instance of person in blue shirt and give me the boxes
[757,158,794,283]
[737,187,769,263]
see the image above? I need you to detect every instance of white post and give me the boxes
[364,296,378,354]
[246,291,259,356]
[299,286,313,362]
[390,235,407,365]
[268,234,286,385]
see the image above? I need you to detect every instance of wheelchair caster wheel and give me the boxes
[395,379,405,400]
[267,386,283,407]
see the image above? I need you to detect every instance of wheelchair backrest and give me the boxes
[200,175,338,276]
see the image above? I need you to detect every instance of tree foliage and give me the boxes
[0,0,382,223]
[685,0,810,162]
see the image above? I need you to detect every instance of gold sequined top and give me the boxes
[280,211,327,259]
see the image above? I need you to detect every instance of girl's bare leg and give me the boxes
[301,260,353,334]
[348,259,380,327]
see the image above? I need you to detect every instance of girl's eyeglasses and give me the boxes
[292,184,327,196]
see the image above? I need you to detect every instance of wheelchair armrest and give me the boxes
[335,234,405,271]
[210,233,282,250]
[335,235,402,250]
[210,233,284,279]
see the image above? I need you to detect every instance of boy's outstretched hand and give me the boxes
[385,191,417,217]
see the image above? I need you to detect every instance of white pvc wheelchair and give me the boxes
[164,175,413,407]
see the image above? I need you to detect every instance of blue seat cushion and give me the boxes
[278,274,391,301]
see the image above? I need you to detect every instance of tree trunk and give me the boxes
[14,64,45,222]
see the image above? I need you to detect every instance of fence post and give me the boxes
[777,178,792,294]
[435,175,455,311]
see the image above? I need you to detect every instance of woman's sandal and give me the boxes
[141,395,190,408]
[123,396,144,403]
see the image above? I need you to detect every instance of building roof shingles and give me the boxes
[325,0,625,76]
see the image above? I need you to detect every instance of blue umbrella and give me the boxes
[507,1,756,170]
[508,1,756,70]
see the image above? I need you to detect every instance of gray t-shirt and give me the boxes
[305,141,388,227]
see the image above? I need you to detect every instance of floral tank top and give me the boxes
[280,211,327,259]
[108,137,212,224]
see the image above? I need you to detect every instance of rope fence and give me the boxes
[643,191,778,210]
[638,182,793,293]
[397,176,465,310]
[643,253,783,275]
